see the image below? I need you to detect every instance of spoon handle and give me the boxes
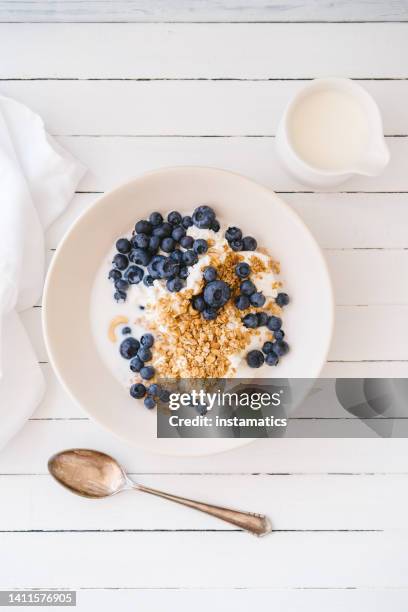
[135,484,272,536]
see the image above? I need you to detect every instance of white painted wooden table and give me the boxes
[1,2,408,610]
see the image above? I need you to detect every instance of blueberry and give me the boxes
[182,250,198,266]
[161,237,176,253]
[120,337,140,359]
[250,292,266,307]
[193,239,208,255]
[180,235,194,249]
[225,227,242,242]
[265,353,279,366]
[153,222,172,238]
[132,233,150,250]
[203,307,218,321]
[114,290,126,302]
[172,226,186,242]
[140,366,155,380]
[143,274,154,287]
[112,253,128,270]
[138,347,152,362]
[262,341,274,354]
[235,295,250,310]
[273,341,290,356]
[167,277,184,292]
[192,295,205,312]
[148,255,166,279]
[240,280,256,296]
[170,249,183,263]
[256,311,269,327]
[192,205,216,229]
[130,383,146,399]
[274,329,285,341]
[149,212,163,226]
[242,313,258,328]
[129,248,152,267]
[115,278,129,292]
[108,269,121,282]
[182,215,193,229]
[242,236,257,251]
[203,280,231,308]
[147,383,159,397]
[246,350,265,368]
[144,396,156,409]
[196,404,208,416]
[124,265,144,284]
[148,235,161,253]
[168,211,182,226]
[141,333,154,348]
[230,239,243,252]
[235,262,250,279]
[210,219,220,232]
[203,266,217,282]
[157,257,180,279]
[116,238,131,254]
[130,356,143,372]
[267,316,282,332]
[276,292,290,307]
[158,388,170,403]
[122,326,131,335]
[179,266,189,279]
[135,220,152,235]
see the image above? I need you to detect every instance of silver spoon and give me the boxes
[48,449,272,537]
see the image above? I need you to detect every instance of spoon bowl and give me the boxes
[48,449,129,499]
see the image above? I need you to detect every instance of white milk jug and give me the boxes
[276,78,390,187]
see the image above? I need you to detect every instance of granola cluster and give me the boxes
[137,251,281,380]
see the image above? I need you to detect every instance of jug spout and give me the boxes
[356,139,390,176]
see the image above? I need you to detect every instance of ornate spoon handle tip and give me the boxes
[136,484,272,537]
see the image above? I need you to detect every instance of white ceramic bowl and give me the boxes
[43,167,334,456]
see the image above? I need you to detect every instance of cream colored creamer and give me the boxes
[276,78,390,187]
[288,88,368,171]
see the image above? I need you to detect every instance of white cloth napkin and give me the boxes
[0,95,85,450]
